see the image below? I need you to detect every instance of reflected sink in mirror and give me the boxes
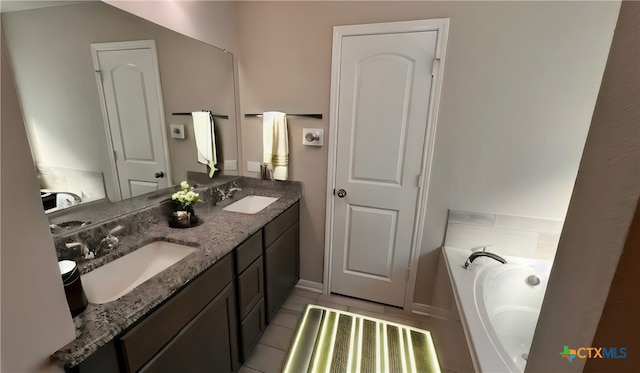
[81,242,197,304]
[223,196,278,214]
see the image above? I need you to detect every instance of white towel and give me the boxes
[192,111,218,178]
[262,111,288,180]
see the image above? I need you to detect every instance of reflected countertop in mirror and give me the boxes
[2,1,239,216]
[48,175,240,236]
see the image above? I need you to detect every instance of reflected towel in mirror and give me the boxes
[192,111,218,177]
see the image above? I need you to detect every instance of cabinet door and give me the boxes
[139,283,240,373]
[66,342,119,373]
[240,299,266,361]
[120,255,233,372]
[265,223,299,322]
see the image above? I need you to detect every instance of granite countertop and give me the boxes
[53,177,301,368]
[48,174,240,236]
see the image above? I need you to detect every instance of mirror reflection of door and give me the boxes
[91,40,172,200]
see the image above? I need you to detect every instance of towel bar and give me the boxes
[172,112,229,119]
[244,113,322,119]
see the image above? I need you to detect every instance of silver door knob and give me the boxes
[154,171,165,178]
[337,189,347,198]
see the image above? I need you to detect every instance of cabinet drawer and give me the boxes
[240,298,266,361]
[238,256,264,319]
[264,202,299,247]
[235,231,262,274]
[120,255,233,372]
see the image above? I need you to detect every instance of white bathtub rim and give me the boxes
[443,246,552,373]
[474,263,544,372]
[443,247,510,372]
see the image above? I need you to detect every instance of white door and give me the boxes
[92,40,171,200]
[329,27,439,307]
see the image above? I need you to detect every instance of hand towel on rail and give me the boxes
[262,111,289,181]
[192,111,218,178]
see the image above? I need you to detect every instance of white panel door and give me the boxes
[93,41,169,199]
[331,31,437,307]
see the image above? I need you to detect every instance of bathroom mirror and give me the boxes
[1,1,238,215]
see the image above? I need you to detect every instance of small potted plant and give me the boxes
[170,181,203,227]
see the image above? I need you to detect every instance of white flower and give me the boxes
[172,180,202,209]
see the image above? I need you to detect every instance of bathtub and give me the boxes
[443,246,552,372]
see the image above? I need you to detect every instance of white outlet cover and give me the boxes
[224,160,238,171]
[247,161,261,173]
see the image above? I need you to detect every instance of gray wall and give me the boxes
[234,1,620,306]
[1,31,74,373]
[105,0,236,53]
[527,2,640,371]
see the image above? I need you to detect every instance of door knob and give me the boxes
[337,189,347,198]
[154,171,165,178]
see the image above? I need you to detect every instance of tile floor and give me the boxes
[240,288,475,373]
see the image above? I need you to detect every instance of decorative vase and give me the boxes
[172,210,191,227]
[169,205,198,228]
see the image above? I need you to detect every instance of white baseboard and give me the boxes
[295,279,324,293]
[412,303,451,320]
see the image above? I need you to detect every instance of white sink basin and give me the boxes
[81,241,196,304]
[223,195,278,214]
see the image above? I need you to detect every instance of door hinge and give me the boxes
[113,150,117,161]
[417,173,423,189]
[431,58,440,77]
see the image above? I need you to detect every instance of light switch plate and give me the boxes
[247,161,261,173]
[170,124,185,139]
[302,128,324,146]
[224,160,238,171]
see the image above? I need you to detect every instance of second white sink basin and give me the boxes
[81,241,196,304]
[223,195,278,214]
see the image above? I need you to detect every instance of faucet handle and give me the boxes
[108,225,126,236]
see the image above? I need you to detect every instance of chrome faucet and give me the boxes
[97,225,126,255]
[463,249,507,269]
[216,183,241,201]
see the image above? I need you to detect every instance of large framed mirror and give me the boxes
[2,1,238,215]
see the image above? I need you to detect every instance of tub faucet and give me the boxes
[463,251,507,269]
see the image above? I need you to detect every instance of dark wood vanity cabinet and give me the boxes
[67,200,300,372]
[119,254,240,373]
[234,201,300,360]
[139,283,237,373]
[263,202,300,323]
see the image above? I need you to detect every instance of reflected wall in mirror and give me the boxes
[2,1,238,212]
